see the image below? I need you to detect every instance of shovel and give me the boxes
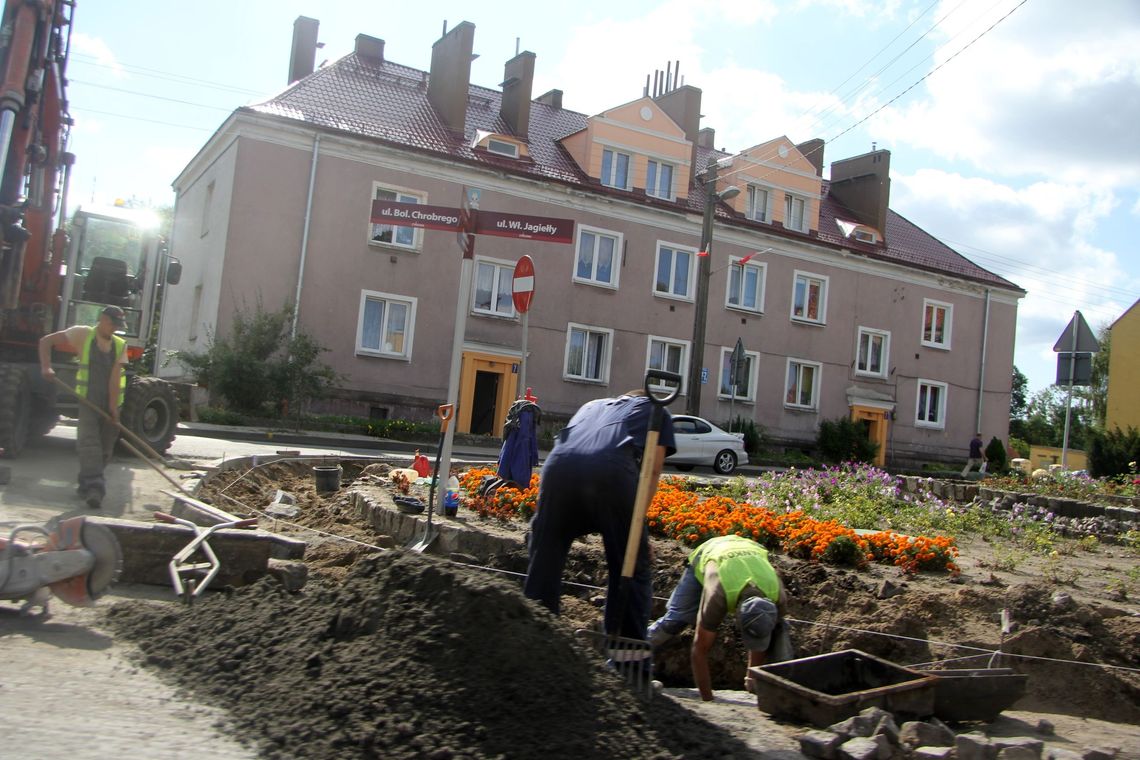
[579,369,681,696]
[408,404,453,553]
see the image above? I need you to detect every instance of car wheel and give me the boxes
[674,464,694,472]
[713,449,737,475]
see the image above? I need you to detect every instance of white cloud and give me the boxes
[69,32,124,78]
[871,0,1140,187]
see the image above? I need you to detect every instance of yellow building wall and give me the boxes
[580,98,692,198]
[1028,445,1087,472]
[1106,299,1140,432]
[721,137,822,233]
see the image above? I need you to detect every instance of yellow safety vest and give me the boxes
[76,332,126,407]
[690,535,781,612]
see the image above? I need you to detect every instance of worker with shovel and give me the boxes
[648,534,791,701]
[523,389,677,642]
[38,305,128,509]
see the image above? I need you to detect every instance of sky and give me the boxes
[64,0,1140,396]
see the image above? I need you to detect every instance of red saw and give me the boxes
[0,517,122,613]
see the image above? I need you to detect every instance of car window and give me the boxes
[673,419,697,434]
[694,420,712,434]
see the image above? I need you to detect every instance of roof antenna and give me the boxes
[442,20,448,35]
[644,74,650,97]
[665,61,672,92]
[515,37,520,56]
[674,60,680,90]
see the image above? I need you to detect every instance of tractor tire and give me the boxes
[120,376,179,456]
[28,382,59,440]
[0,365,32,458]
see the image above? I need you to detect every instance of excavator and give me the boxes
[0,0,181,460]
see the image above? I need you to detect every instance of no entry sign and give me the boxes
[512,255,535,314]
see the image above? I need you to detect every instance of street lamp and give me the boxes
[686,163,739,417]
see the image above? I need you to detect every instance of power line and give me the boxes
[71,78,236,112]
[69,52,266,97]
[70,105,215,132]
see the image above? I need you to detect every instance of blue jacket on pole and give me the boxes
[498,401,540,484]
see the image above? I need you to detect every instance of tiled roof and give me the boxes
[249,53,1021,293]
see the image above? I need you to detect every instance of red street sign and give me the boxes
[512,255,535,314]
[371,200,462,232]
[475,210,574,244]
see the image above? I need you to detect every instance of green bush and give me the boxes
[723,416,765,455]
[196,406,249,426]
[1009,436,1031,458]
[1087,426,1140,478]
[816,417,879,464]
[985,437,1008,473]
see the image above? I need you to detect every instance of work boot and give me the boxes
[85,490,103,509]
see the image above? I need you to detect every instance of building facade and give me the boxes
[1106,298,1140,433]
[157,19,1024,467]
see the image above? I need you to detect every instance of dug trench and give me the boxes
[104,460,1140,759]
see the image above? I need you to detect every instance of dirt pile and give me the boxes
[105,551,761,760]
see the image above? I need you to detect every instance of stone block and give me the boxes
[858,706,893,726]
[839,737,887,760]
[929,717,957,745]
[915,748,955,760]
[1035,719,1055,736]
[957,732,996,760]
[872,715,900,746]
[993,737,1043,757]
[1045,750,1083,760]
[830,716,873,739]
[266,558,308,592]
[1082,748,1118,760]
[798,730,842,760]
[901,722,953,749]
[998,748,1039,760]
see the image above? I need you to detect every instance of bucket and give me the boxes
[313,465,342,493]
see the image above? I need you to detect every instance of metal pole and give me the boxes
[686,165,719,417]
[291,133,321,339]
[1060,312,1078,469]
[974,289,991,435]
[519,310,528,396]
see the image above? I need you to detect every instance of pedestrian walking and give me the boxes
[962,432,987,477]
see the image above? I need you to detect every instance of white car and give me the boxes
[667,415,749,475]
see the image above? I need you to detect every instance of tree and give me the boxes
[1010,366,1029,419]
[175,301,341,416]
[1015,385,1095,450]
[1088,323,1111,428]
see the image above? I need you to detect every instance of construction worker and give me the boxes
[648,534,789,701]
[39,305,128,509]
[523,390,676,642]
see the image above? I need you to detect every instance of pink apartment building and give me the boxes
[157,18,1024,467]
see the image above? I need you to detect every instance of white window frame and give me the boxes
[855,327,890,379]
[921,299,953,350]
[654,241,697,301]
[746,185,771,223]
[784,192,808,232]
[646,159,675,200]
[725,257,766,313]
[645,336,689,395]
[790,270,828,325]
[563,322,613,384]
[600,148,631,190]
[718,346,759,402]
[356,289,417,360]
[472,256,516,318]
[200,180,214,237]
[573,225,622,289]
[915,378,948,429]
[784,357,821,411]
[369,182,425,250]
[486,138,519,158]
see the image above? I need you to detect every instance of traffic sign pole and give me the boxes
[519,311,529,395]
[512,256,535,398]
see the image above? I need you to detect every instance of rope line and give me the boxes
[192,459,1139,678]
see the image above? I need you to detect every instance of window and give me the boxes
[473,259,515,317]
[646,160,674,199]
[719,347,758,401]
[646,337,688,394]
[654,243,695,300]
[357,290,416,359]
[600,148,631,189]
[370,184,422,248]
[747,186,770,223]
[200,180,214,237]
[784,358,821,410]
[574,226,621,287]
[791,271,828,324]
[726,257,766,312]
[564,323,612,382]
[784,193,807,232]
[922,299,953,349]
[854,229,876,243]
[487,138,519,158]
[915,379,947,428]
[856,327,890,378]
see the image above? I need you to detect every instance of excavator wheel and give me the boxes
[0,365,32,458]
[119,376,178,456]
[28,382,59,440]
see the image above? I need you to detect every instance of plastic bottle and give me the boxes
[444,475,460,515]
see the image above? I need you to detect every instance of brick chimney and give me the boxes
[653,84,702,179]
[829,149,891,236]
[536,89,563,109]
[500,51,535,137]
[697,127,715,149]
[355,34,385,63]
[796,138,825,178]
[288,16,319,85]
[428,21,476,136]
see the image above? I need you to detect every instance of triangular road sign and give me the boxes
[1052,311,1100,353]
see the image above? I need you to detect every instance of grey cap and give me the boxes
[101,305,127,329]
[737,596,779,652]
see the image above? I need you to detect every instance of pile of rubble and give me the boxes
[796,707,1121,760]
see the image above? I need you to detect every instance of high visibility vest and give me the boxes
[76,332,126,407]
[690,535,781,612]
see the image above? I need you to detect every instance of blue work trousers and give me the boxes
[647,565,702,646]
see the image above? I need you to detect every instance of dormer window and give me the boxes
[784,193,807,232]
[646,160,674,199]
[471,130,525,160]
[747,186,771,223]
[836,219,880,244]
[601,148,631,190]
[487,138,519,158]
